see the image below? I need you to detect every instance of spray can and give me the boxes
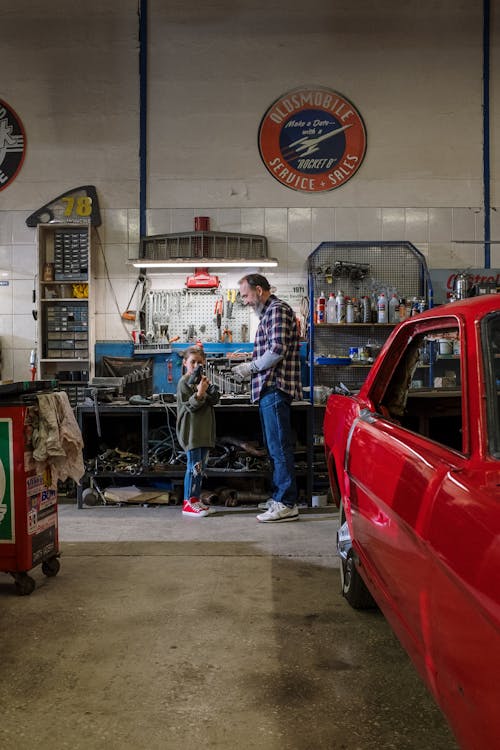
[316,291,326,323]
[377,293,388,323]
[346,298,354,323]
[399,300,407,322]
[335,290,346,324]
[352,298,361,323]
[30,349,37,382]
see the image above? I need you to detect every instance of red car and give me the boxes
[323,294,500,750]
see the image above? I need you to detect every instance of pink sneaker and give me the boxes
[182,499,209,518]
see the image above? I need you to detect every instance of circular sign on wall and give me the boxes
[258,87,366,193]
[0,99,26,192]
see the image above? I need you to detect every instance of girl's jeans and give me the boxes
[184,447,210,501]
[258,387,297,507]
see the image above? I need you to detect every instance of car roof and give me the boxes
[420,294,500,320]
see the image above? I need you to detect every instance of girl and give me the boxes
[176,347,219,517]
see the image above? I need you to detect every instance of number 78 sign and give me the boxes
[26,185,101,227]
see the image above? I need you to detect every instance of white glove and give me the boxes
[232,362,253,381]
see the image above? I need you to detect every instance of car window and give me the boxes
[379,325,463,452]
[482,311,500,459]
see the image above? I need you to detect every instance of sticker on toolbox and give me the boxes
[27,508,37,534]
[26,474,44,497]
[0,418,15,543]
[40,489,57,511]
[31,523,57,566]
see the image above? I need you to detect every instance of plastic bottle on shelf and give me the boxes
[335,290,346,324]
[326,293,336,323]
[388,293,400,323]
[377,293,388,323]
[355,300,361,322]
[316,291,326,323]
[361,296,371,323]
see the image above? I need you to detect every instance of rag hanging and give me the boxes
[32,392,85,487]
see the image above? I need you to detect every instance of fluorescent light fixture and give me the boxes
[127,258,278,269]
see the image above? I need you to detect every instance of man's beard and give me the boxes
[254,300,265,316]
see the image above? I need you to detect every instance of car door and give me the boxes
[345,318,466,675]
[421,310,500,750]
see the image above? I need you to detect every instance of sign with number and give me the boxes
[258,87,366,193]
[26,185,101,227]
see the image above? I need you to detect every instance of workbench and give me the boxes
[76,401,314,508]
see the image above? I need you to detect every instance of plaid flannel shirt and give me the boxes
[251,295,303,403]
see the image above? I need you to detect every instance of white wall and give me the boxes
[0,0,498,380]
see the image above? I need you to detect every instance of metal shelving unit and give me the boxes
[307,241,433,494]
[307,241,433,397]
[37,223,96,407]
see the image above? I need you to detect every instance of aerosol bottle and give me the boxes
[29,349,37,382]
[335,290,346,324]
[316,291,326,323]
[388,293,400,323]
[326,293,336,323]
[346,297,355,323]
[377,293,388,323]
[361,296,371,323]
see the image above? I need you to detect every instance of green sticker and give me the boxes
[0,419,14,543]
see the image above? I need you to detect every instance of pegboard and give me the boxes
[143,283,310,344]
[307,241,432,304]
[144,288,250,343]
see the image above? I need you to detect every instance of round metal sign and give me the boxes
[258,87,366,193]
[0,99,26,192]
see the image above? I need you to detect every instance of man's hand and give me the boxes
[231,362,253,382]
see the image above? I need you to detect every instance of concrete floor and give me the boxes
[0,503,458,750]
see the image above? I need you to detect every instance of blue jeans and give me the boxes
[259,388,297,507]
[184,447,210,501]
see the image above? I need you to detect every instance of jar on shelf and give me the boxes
[42,262,55,282]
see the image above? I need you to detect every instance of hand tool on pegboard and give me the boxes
[122,273,146,321]
[214,297,223,341]
[226,288,236,318]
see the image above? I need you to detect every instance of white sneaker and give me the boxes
[257,498,274,510]
[198,500,215,514]
[257,501,299,523]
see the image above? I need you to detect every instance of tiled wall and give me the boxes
[0,205,496,381]
[1,1,498,381]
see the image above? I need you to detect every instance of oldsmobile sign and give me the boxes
[0,99,26,191]
[258,87,366,193]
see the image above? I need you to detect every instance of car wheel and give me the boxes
[342,549,376,609]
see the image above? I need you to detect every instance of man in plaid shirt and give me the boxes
[232,274,302,522]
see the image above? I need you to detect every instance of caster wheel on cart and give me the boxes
[82,487,99,506]
[42,557,60,577]
[13,572,36,596]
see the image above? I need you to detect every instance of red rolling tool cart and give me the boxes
[0,381,61,595]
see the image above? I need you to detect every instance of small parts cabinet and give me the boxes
[0,383,61,595]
